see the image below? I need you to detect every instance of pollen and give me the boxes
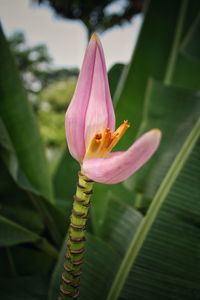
[85,120,130,159]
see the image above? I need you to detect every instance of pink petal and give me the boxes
[65,34,115,162]
[84,35,115,147]
[82,129,161,184]
[65,35,98,162]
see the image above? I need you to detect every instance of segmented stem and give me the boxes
[59,172,94,299]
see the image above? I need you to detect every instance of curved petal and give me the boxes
[65,35,98,162]
[84,36,115,147]
[82,129,161,184]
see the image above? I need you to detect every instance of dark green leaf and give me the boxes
[11,245,54,275]
[181,10,200,61]
[0,276,49,300]
[0,215,41,246]
[91,182,137,235]
[125,80,200,201]
[114,0,181,147]
[99,198,142,257]
[0,25,53,201]
[108,63,125,98]
[0,214,59,261]
[0,158,44,234]
[171,1,200,89]
[0,118,65,246]
[53,148,79,209]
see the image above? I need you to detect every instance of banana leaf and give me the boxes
[107,119,200,300]
[114,0,182,147]
[0,25,53,201]
[124,80,200,201]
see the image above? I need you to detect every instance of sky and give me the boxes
[0,0,143,70]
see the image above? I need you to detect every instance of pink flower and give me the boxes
[65,33,161,184]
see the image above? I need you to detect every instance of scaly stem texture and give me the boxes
[59,172,94,299]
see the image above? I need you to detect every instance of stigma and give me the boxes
[85,120,130,159]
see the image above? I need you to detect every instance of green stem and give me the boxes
[164,0,188,85]
[59,172,94,300]
[107,118,200,300]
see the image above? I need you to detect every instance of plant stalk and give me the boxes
[59,172,94,299]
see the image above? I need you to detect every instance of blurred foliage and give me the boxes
[39,79,76,112]
[35,0,143,35]
[38,78,77,147]
[1,0,200,300]
[108,63,125,98]
[8,31,51,96]
[8,31,78,148]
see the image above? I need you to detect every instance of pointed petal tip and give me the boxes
[150,128,162,141]
[151,128,162,135]
[90,32,100,43]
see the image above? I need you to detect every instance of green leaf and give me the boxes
[114,0,182,147]
[99,198,142,257]
[0,158,44,234]
[0,214,58,260]
[91,182,136,235]
[107,119,200,300]
[171,2,200,89]
[0,276,49,300]
[0,25,53,201]
[181,11,200,61]
[172,51,200,89]
[11,245,54,275]
[53,148,79,209]
[108,63,125,98]
[0,118,65,246]
[124,79,200,200]
[79,235,120,300]
[0,200,44,235]
[0,215,42,246]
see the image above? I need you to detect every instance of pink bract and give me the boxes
[65,34,161,184]
[65,33,115,162]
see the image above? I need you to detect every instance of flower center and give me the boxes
[85,120,130,159]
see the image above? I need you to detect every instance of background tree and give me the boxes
[9,31,52,96]
[38,78,77,148]
[35,0,143,36]
[9,31,78,97]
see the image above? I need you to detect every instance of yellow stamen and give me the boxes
[98,128,112,153]
[107,120,130,152]
[85,121,130,159]
[85,133,102,158]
